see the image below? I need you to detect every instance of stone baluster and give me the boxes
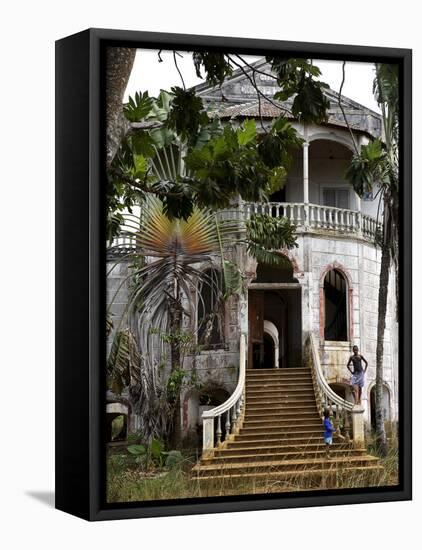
[333,404,341,434]
[296,204,302,224]
[225,409,231,440]
[231,404,237,433]
[344,412,351,442]
[334,209,339,229]
[236,395,242,418]
[216,415,222,446]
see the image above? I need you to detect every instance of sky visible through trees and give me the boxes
[125,49,380,114]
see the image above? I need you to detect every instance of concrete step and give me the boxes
[242,417,322,427]
[243,411,322,426]
[246,373,312,381]
[193,465,384,483]
[247,397,316,405]
[246,370,312,376]
[228,435,336,447]
[245,404,319,414]
[222,442,354,454]
[246,378,313,389]
[236,429,327,441]
[246,385,315,399]
[246,402,317,409]
[246,378,313,388]
[245,406,319,416]
[240,429,324,438]
[246,392,315,406]
[193,455,380,476]
[206,448,368,464]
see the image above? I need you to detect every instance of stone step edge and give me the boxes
[193,455,379,472]
[206,449,367,461]
[193,465,384,481]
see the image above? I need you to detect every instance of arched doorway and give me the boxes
[248,260,301,369]
[106,402,129,443]
[197,268,223,348]
[263,320,279,368]
[329,382,354,404]
[324,268,348,341]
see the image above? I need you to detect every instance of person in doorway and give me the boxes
[347,345,368,405]
[323,409,335,459]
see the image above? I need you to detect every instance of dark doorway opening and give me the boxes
[324,269,348,341]
[248,260,302,369]
[263,333,275,368]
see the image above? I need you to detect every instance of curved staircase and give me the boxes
[193,367,382,487]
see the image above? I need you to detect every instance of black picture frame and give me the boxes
[55,28,412,521]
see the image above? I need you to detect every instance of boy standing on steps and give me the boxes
[347,345,368,405]
[323,409,335,459]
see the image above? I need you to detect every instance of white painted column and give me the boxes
[303,132,310,228]
[351,405,365,444]
[303,141,309,204]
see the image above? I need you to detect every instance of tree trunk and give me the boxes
[106,47,136,167]
[168,288,183,449]
[375,238,390,456]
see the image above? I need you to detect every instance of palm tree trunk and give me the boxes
[169,278,183,448]
[375,239,390,456]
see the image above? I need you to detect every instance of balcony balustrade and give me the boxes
[108,202,381,257]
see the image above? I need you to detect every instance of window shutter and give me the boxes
[337,189,350,209]
[323,189,336,207]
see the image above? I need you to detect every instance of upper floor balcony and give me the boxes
[108,201,381,258]
[245,201,381,240]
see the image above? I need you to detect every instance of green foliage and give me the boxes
[127,438,167,468]
[107,328,141,395]
[127,444,146,456]
[237,118,257,145]
[164,450,184,469]
[166,368,187,403]
[268,57,330,123]
[258,115,304,169]
[111,415,125,441]
[108,82,304,239]
[185,121,297,209]
[222,260,243,299]
[245,213,298,267]
[123,91,153,122]
[192,52,233,86]
[166,87,210,142]
[345,139,388,196]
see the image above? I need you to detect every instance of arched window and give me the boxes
[324,269,348,341]
[197,268,223,348]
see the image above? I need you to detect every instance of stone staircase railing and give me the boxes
[307,333,365,444]
[201,333,246,457]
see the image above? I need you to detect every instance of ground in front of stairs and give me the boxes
[106,437,398,503]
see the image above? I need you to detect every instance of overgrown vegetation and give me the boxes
[107,430,398,503]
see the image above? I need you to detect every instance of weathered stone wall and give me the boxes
[106,230,399,436]
[302,234,398,423]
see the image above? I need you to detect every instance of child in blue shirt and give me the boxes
[323,409,335,459]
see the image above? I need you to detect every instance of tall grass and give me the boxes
[107,432,399,503]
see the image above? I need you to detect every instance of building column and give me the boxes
[303,141,309,203]
[303,139,310,227]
